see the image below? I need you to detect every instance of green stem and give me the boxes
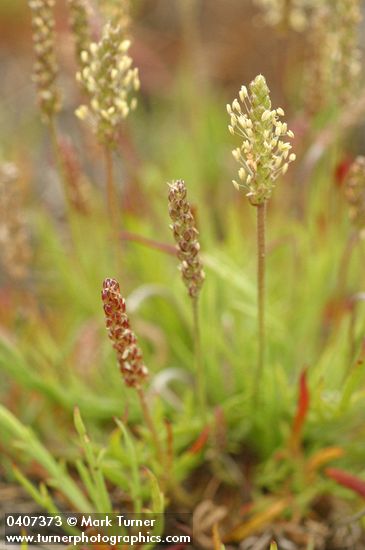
[49,118,72,209]
[137,387,163,463]
[281,0,292,31]
[163,420,192,505]
[178,0,200,74]
[337,230,358,297]
[193,296,207,419]
[255,201,266,396]
[104,146,118,231]
[347,302,357,369]
[48,119,78,246]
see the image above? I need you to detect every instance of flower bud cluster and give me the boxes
[345,156,365,232]
[306,0,361,112]
[75,22,140,147]
[67,0,92,71]
[333,0,361,104]
[227,74,295,205]
[28,0,61,122]
[254,0,316,31]
[168,180,205,300]
[102,278,148,388]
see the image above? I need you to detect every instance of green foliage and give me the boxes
[0,405,92,511]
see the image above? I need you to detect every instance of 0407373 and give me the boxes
[5,515,62,527]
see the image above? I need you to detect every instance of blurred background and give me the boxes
[1,0,365,219]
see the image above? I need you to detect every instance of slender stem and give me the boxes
[137,387,163,462]
[347,302,357,369]
[256,201,267,391]
[48,119,77,245]
[333,230,359,366]
[104,146,118,231]
[49,118,72,209]
[164,420,192,505]
[281,0,292,31]
[192,296,207,419]
[337,230,358,297]
[178,0,200,76]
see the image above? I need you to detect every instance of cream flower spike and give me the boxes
[227,74,295,205]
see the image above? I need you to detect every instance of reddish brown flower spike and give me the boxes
[102,277,148,388]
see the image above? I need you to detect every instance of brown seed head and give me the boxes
[28,0,61,122]
[0,163,32,281]
[168,180,205,300]
[102,278,148,388]
[345,156,365,231]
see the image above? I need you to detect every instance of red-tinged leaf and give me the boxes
[289,369,310,453]
[120,231,177,256]
[334,156,353,187]
[187,426,210,454]
[325,467,365,499]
